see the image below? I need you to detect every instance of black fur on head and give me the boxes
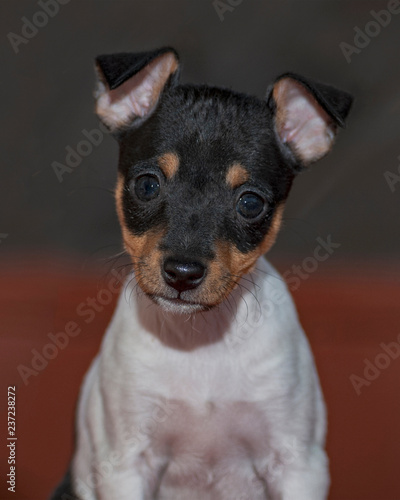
[94,47,353,313]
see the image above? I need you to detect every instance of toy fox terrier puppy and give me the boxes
[51,47,352,500]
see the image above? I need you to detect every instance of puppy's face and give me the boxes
[115,88,291,312]
[95,48,352,313]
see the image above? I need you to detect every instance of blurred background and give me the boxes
[0,1,399,499]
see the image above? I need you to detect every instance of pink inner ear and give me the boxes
[95,52,178,131]
[273,78,336,165]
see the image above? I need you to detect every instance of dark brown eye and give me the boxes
[134,175,160,201]
[237,192,265,219]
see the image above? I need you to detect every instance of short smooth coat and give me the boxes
[72,257,328,500]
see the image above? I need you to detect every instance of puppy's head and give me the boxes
[94,47,352,313]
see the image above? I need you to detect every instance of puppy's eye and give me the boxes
[134,174,160,201]
[237,192,265,219]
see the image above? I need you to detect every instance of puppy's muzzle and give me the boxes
[162,258,206,292]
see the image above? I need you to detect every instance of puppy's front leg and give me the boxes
[95,472,146,500]
[279,446,329,500]
[256,443,329,500]
[73,430,168,500]
[72,428,150,500]
[72,362,169,500]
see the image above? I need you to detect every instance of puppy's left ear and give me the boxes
[267,73,353,167]
[94,47,180,132]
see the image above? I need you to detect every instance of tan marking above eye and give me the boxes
[226,163,250,189]
[158,152,179,179]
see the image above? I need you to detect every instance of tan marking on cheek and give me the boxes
[221,242,259,277]
[258,202,285,255]
[202,204,286,304]
[158,152,179,179]
[115,174,126,229]
[201,258,229,305]
[116,174,141,257]
[226,163,250,189]
[228,203,285,275]
[115,175,165,293]
[124,230,165,295]
[198,242,249,306]
[135,240,164,296]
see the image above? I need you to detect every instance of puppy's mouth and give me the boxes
[130,248,257,314]
[150,295,214,314]
[131,253,226,313]
[124,235,263,314]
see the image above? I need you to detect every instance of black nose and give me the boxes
[162,258,206,292]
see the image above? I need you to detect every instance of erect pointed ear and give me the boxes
[94,47,180,132]
[267,73,353,167]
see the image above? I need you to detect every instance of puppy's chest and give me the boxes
[132,350,270,461]
[151,397,267,460]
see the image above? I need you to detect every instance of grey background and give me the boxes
[1,0,399,269]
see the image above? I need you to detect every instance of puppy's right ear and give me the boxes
[94,47,180,132]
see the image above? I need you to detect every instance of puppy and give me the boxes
[50,47,352,500]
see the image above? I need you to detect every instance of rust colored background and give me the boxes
[1,259,399,500]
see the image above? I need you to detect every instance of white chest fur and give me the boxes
[72,258,329,500]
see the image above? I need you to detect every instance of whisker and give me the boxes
[253,266,286,284]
